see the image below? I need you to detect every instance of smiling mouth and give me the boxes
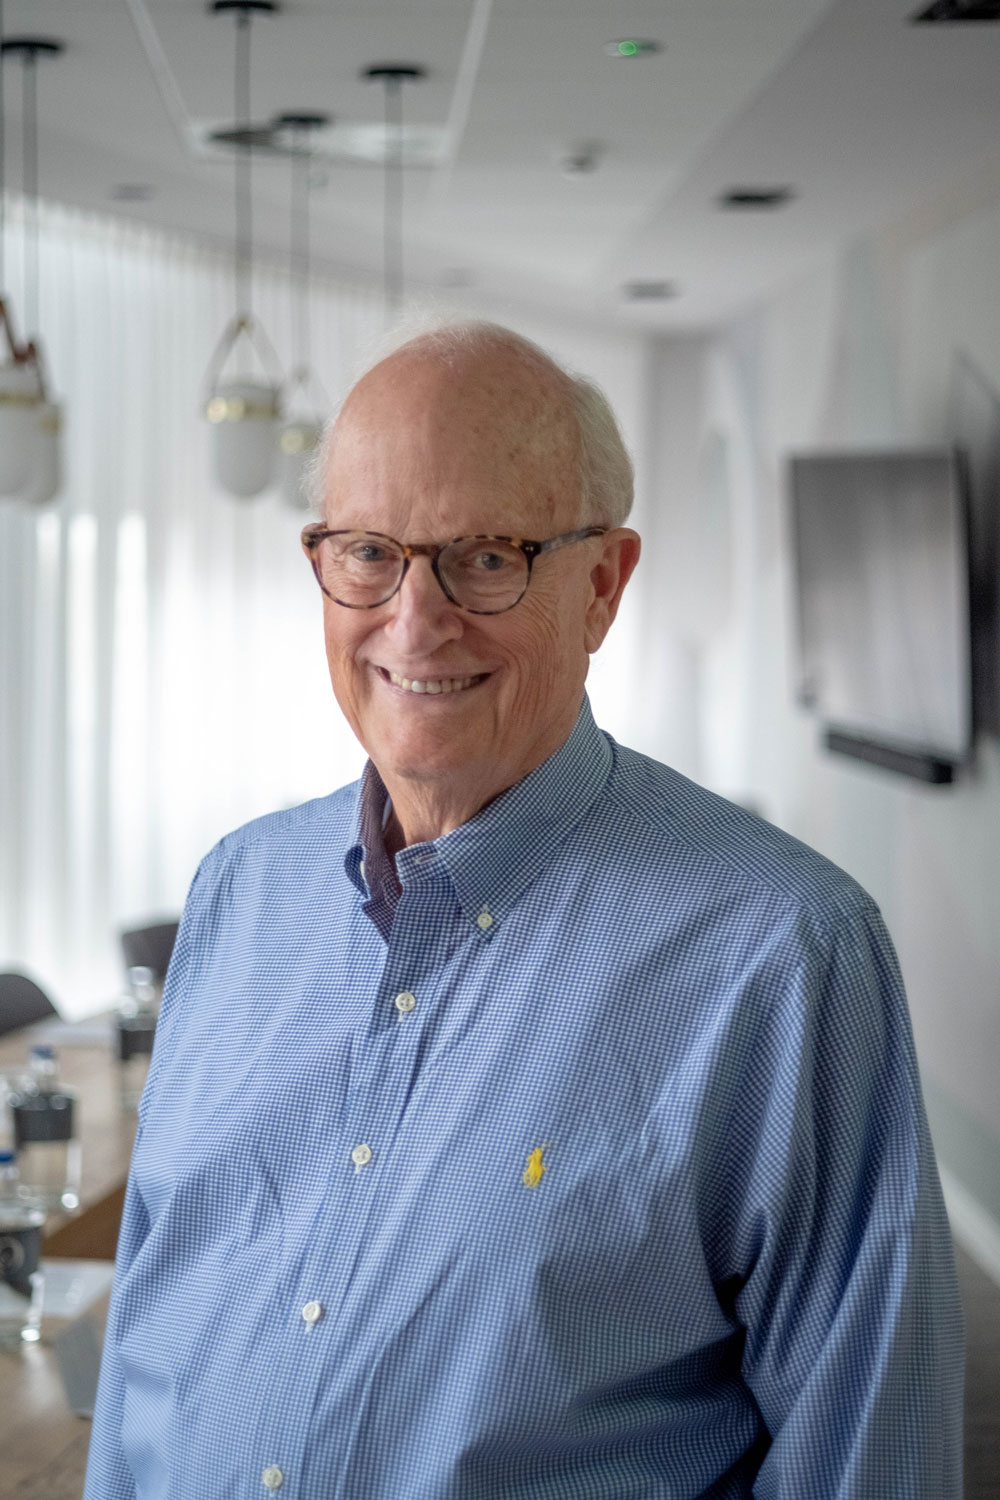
[380,668,489,695]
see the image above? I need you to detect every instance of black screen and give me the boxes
[790,450,972,763]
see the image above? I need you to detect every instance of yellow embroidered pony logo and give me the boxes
[522,1144,551,1188]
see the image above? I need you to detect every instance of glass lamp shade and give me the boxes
[0,362,44,496]
[205,379,282,498]
[278,417,324,510]
[20,403,63,506]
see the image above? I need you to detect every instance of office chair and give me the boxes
[0,972,60,1038]
[119,921,179,984]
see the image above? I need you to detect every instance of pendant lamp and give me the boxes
[18,339,60,505]
[274,112,329,510]
[0,32,63,504]
[0,0,30,497]
[0,301,37,497]
[203,0,283,499]
[363,66,425,321]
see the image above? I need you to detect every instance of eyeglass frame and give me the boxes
[300,523,607,615]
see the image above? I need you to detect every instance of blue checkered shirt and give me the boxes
[85,699,963,1499]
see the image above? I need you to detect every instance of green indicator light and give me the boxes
[605,37,660,59]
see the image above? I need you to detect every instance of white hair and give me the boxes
[304,317,634,529]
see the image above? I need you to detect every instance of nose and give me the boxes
[384,554,464,652]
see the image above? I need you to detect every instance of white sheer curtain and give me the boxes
[1,202,383,1013]
[0,200,649,1016]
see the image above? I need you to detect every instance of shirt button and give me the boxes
[394,990,417,1015]
[261,1465,284,1491]
[351,1143,373,1169]
[301,1299,323,1326]
[476,908,493,930]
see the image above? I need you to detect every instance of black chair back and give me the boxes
[0,972,59,1039]
[119,921,179,983]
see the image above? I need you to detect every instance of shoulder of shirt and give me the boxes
[193,780,361,875]
[601,738,879,935]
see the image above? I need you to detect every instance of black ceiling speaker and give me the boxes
[719,187,795,210]
[912,0,1000,19]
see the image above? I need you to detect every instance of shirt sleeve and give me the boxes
[82,854,210,1500]
[82,1161,150,1500]
[726,902,964,1498]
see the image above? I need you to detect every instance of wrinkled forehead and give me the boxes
[324,347,580,532]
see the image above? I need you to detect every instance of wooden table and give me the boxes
[0,1019,137,1500]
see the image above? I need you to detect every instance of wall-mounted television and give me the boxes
[789,449,972,783]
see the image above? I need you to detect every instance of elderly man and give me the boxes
[86,323,962,1499]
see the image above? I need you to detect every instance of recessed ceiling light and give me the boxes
[912,0,1000,19]
[604,38,661,58]
[111,183,155,201]
[623,280,677,301]
[719,187,795,209]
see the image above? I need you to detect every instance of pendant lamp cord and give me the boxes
[234,7,253,316]
[22,44,38,335]
[0,0,6,296]
[383,74,403,318]
[292,133,309,374]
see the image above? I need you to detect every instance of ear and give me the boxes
[584,528,641,653]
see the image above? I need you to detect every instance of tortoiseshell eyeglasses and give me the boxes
[300,525,606,615]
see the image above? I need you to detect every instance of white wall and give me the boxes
[643,204,1000,1229]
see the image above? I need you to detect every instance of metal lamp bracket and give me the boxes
[0,39,62,397]
[0,298,26,363]
[202,312,283,404]
[284,362,329,416]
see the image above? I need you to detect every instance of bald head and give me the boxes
[310,321,634,529]
[328,331,580,535]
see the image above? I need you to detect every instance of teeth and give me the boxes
[388,671,480,694]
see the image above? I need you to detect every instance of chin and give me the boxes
[383,740,475,784]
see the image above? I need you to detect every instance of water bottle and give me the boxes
[9,1047,82,1212]
[0,1150,45,1347]
[115,965,159,1111]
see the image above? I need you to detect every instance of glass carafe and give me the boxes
[115,965,159,1110]
[9,1046,81,1212]
[0,1150,45,1346]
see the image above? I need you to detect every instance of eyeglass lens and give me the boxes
[315,533,530,611]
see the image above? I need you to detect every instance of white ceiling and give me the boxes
[2,0,1000,332]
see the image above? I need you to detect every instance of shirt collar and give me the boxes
[346,697,612,938]
[344,760,396,900]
